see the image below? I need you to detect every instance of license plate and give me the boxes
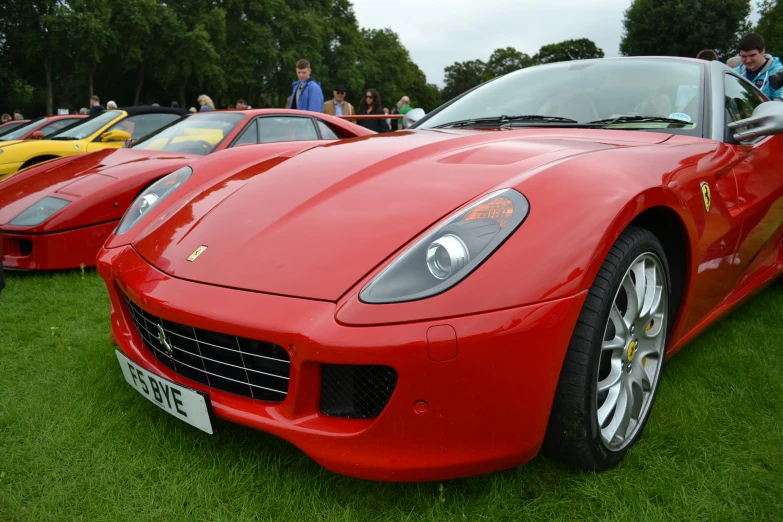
[116,350,214,434]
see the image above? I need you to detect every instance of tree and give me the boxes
[60,0,113,98]
[442,59,486,101]
[757,0,783,56]
[534,38,604,64]
[619,0,751,59]
[484,47,535,80]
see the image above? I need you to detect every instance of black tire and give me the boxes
[543,226,671,470]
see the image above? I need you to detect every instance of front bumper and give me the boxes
[1,220,118,270]
[98,245,586,481]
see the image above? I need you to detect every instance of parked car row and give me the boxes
[2,57,783,481]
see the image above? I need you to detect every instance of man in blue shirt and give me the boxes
[734,33,783,101]
[288,59,324,113]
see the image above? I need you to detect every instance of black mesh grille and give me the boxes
[319,365,397,419]
[123,294,290,402]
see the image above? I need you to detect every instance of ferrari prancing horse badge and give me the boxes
[187,246,208,262]
[700,182,711,213]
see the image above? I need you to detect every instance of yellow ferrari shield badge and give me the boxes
[187,246,208,262]
[700,182,711,213]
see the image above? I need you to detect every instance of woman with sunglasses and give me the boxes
[357,89,391,133]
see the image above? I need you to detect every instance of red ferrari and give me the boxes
[0,114,86,143]
[0,110,372,270]
[98,58,783,481]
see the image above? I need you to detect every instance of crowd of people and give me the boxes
[5,33,781,130]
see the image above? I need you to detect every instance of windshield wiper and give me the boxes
[586,115,692,127]
[435,115,578,129]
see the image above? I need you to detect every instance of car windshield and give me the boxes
[0,118,47,140]
[419,59,704,135]
[132,112,245,155]
[0,121,27,137]
[48,111,122,140]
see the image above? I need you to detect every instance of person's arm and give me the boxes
[308,85,325,112]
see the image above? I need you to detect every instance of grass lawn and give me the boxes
[0,269,781,521]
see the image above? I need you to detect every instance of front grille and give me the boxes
[123,294,290,401]
[320,365,397,419]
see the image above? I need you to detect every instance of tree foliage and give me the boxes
[757,0,783,56]
[534,38,604,64]
[619,0,751,59]
[442,39,604,101]
[0,0,440,116]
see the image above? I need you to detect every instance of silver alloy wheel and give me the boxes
[596,252,667,451]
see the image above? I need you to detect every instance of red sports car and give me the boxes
[0,114,86,143]
[98,58,783,481]
[0,120,30,136]
[0,110,372,270]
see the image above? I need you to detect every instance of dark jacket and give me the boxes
[90,105,105,116]
[358,115,391,133]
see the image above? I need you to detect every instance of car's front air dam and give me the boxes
[1,220,119,270]
[98,245,587,481]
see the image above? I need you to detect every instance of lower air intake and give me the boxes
[319,364,397,419]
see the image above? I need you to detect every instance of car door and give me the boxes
[723,72,783,287]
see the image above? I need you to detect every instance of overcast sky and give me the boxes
[350,0,759,87]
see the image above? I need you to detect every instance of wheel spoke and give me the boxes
[639,262,657,318]
[622,271,641,323]
[597,384,621,427]
[602,334,625,352]
[604,383,634,443]
[609,303,630,339]
[598,362,623,392]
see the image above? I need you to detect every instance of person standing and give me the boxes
[236,99,249,110]
[107,100,118,110]
[1,114,10,123]
[287,59,324,113]
[696,49,718,61]
[357,89,391,133]
[13,110,23,120]
[322,85,355,117]
[89,96,104,116]
[734,32,783,101]
[397,96,412,129]
[197,95,215,112]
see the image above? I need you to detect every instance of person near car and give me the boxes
[1,114,10,123]
[357,88,391,133]
[89,96,104,116]
[734,32,783,101]
[322,85,355,118]
[287,59,324,113]
[726,56,742,69]
[197,95,215,112]
[696,49,718,61]
[107,100,118,110]
[13,110,23,120]
[236,99,249,110]
[397,96,413,129]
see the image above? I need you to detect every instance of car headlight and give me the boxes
[9,196,70,226]
[360,188,529,303]
[116,166,192,235]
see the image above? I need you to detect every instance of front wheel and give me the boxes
[543,226,670,469]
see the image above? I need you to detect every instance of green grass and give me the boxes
[0,270,781,521]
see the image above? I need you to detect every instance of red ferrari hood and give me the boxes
[0,148,194,226]
[133,128,669,300]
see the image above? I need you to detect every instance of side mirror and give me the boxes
[728,101,783,141]
[30,131,45,139]
[100,129,132,143]
[403,108,425,128]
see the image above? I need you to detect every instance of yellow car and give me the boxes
[0,106,184,182]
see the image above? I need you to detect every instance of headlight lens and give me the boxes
[116,166,192,234]
[9,196,70,226]
[360,188,529,303]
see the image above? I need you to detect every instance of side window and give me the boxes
[724,74,765,123]
[232,119,258,147]
[259,117,318,143]
[106,114,181,139]
[40,119,79,136]
[316,120,342,140]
